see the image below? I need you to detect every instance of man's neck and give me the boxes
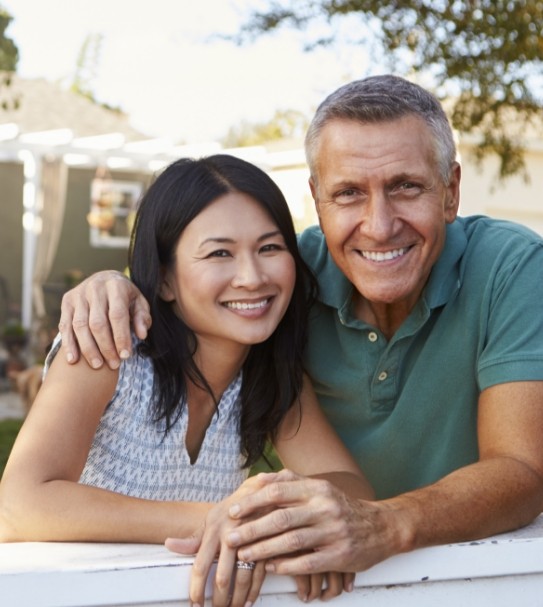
[352,292,414,341]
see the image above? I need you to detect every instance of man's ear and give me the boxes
[444,162,461,224]
[309,177,322,228]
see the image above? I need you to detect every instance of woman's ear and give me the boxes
[159,272,176,302]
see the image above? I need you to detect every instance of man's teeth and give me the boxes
[361,247,408,262]
[225,299,268,310]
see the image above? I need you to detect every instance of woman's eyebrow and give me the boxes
[199,230,282,247]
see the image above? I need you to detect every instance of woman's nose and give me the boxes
[230,255,267,289]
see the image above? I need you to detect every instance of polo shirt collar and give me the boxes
[423,219,466,309]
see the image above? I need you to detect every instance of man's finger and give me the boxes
[320,572,344,600]
[58,301,80,365]
[228,504,312,550]
[245,560,267,605]
[84,303,120,370]
[266,549,338,577]
[130,295,152,341]
[229,476,309,521]
[307,572,325,602]
[234,518,329,565]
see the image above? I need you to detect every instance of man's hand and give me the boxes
[58,270,151,370]
[225,469,403,576]
[166,472,357,603]
[165,474,273,607]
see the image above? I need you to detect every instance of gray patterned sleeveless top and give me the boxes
[46,336,248,502]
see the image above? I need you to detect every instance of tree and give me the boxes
[222,109,309,147]
[71,33,103,102]
[70,33,122,113]
[0,7,19,110]
[239,0,543,180]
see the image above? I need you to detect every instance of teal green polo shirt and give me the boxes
[299,216,543,499]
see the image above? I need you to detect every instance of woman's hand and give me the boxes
[166,473,275,607]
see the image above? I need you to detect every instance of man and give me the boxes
[59,75,543,575]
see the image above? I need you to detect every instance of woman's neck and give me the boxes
[191,338,249,401]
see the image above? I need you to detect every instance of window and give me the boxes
[88,178,143,248]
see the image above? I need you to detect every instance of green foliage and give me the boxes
[250,441,283,476]
[0,7,20,111]
[0,8,18,71]
[223,109,309,148]
[71,33,103,101]
[239,0,543,180]
[0,418,23,479]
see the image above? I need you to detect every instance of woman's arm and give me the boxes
[274,374,374,499]
[178,375,375,606]
[0,344,211,543]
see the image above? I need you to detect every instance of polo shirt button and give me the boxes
[378,371,388,381]
[368,332,378,342]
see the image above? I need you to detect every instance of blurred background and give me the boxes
[0,1,542,417]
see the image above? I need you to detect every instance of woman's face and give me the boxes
[161,191,296,355]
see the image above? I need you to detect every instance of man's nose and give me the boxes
[360,193,396,240]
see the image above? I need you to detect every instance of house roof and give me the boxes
[0,74,307,172]
[0,74,146,140]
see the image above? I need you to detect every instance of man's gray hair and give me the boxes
[305,75,457,185]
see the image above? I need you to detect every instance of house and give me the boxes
[1,75,541,364]
[0,76,313,363]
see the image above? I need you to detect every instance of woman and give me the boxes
[0,155,373,606]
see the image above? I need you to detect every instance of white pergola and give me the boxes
[0,123,306,332]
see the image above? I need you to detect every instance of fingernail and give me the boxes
[229,504,240,517]
[265,562,275,573]
[120,349,130,359]
[108,359,120,370]
[66,352,74,363]
[91,358,102,369]
[347,582,354,592]
[228,531,240,545]
[244,602,253,607]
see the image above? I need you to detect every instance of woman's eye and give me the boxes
[260,243,284,254]
[207,249,230,258]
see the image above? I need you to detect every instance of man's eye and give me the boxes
[335,189,362,204]
[390,182,423,198]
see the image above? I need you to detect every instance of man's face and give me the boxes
[310,116,460,322]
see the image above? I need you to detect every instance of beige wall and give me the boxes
[0,163,151,334]
[457,142,543,236]
[0,162,24,326]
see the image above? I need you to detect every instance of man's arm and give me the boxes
[224,380,543,574]
[59,271,151,370]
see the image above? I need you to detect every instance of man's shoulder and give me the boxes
[455,215,543,286]
[298,224,328,270]
[460,215,543,249]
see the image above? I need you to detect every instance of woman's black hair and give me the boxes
[129,154,317,467]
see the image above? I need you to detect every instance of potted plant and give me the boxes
[1,321,28,356]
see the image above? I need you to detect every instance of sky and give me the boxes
[2,0,374,143]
